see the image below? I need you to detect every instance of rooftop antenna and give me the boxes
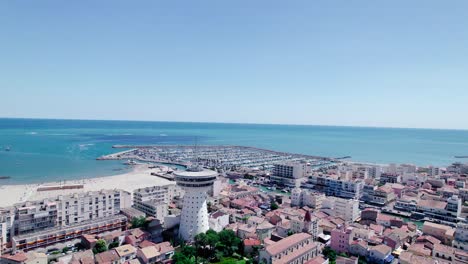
[194,136,198,162]
[189,136,203,171]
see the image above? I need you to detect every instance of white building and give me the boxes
[208,211,230,232]
[367,166,382,179]
[0,208,15,252]
[210,176,229,197]
[427,166,441,176]
[453,223,468,250]
[174,166,217,241]
[133,184,180,222]
[401,173,427,186]
[321,197,360,223]
[270,162,308,187]
[305,175,363,199]
[386,163,417,175]
[291,188,325,209]
[2,189,130,251]
[54,190,131,226]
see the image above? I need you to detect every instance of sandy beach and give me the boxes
[0,164,175,207]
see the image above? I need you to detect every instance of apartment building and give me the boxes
[322,197,360,223]
[366,166,382,179]
[291,188,325,209]
[413,195,462,223]
[305,175,363,199]
[270,162,308,187]
[132,185,180,222]
[394,196,418,212]
[362,184,396,206]
[0,208,16,251]
[1,189,131,251]
[330,226,354,253]
[12,215,127,251]
[379,173,401,185]
[56,190,131,226]
[453,223,468,250]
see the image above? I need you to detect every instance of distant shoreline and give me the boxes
[1,117,467,131]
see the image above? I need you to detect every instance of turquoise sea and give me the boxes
[1,118,468,184]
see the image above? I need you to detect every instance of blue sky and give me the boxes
[1,1,467,129]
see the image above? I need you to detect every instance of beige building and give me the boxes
[115,244,137,263]
[422,222,455,245]
[259,233,319,264]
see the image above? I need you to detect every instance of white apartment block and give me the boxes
[0,208,15,251]
[427,166,442,176]
[133,184,180,222]
[291,188,325,209]
[270,162,308,187]
[305,175,363,199]
[367,166,382,179]
[321,197,360,223]
[386,164,417,175]
[55,190,131,226]
[0,189,131,252]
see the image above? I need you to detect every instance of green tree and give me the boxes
[218,230,241,256]
[108,241,119,249]
[93,239,107,254]
[172,252,193,264]
[131,216,147,229]
[322,247,337,264]
[358,256,368,264]
[270,202,279,210]
[194,232,208,258]
[206,229,220,251]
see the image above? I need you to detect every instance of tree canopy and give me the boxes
[93,239,108,254]
[173,229,245,263]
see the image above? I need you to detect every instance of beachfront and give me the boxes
[0,164,174,207]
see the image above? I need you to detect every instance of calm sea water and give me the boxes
[1,118,468,184]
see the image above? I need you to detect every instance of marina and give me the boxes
[99,145,340,171]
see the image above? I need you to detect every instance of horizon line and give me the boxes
[2,116,468,132]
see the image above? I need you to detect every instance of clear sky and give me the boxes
[1,1,467,129]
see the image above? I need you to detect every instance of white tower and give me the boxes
[174,166,217,241]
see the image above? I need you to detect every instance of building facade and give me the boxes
[1,189,131,251]
[270,162,308,188]
[133,184,180,222]
[305,175,363,200]
[259,233,319,264]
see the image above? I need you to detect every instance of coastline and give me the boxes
[0,164,174,208]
